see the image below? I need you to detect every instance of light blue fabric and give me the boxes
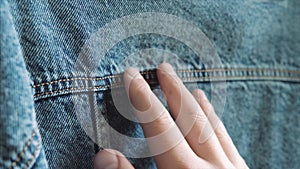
[0,0,48,168]
[1,0,299,169]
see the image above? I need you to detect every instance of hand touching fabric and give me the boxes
[94,63,249,169]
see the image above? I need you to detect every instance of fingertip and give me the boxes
[124,67,140,78]
[128,78,151,112]
[123,67,143,95]
[156,63,182,100]
[158,62,172,69]
[94,149,134,169]
[157,62,176,75]
[94,149,118,169]
[123,67,155,123]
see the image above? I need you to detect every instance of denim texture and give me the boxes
[0,0,48,168]
[1,0,300,169]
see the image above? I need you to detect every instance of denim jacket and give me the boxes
[1,0,299,169]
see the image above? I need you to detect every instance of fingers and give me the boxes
[192,90,249,169]
[94,149,134,169]
[123,68,202,169]
[156,63,231,166]
[122,63,248,169]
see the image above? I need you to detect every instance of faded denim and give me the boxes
[1,0,300,169]
[0,1,48,168]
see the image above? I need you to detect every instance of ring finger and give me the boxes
[157,63,232,167]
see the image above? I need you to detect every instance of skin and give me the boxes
[94,63,249,169]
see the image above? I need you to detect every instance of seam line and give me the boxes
[180,75,300,81]
[24,145,41,169]
[32,68,300,88]
[33,75,299,98]
[9,130,37,169]
[34,83,123,98]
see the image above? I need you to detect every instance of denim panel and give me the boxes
[34,95,96,169]
[223,81,300,169]
[4,0,300,169]
[30,148,50,169]
[8,0,299,84]
[0,0,48,168]
[94,90,158,168]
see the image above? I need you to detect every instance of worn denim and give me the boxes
[0,1,48,168]
[1,0,300,169]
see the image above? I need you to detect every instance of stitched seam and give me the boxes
[10,130,37,169]
[146,75,300,84]
[32,68,300,88]
[33,75,299,99]
[32,75,122,88]
[34,83,123,98]
[23,145,40,169]
[181,75,300,81]
[32,68,300,99]
[176,68,300,73]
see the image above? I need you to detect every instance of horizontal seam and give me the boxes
[32,71,153,88]
[185,75,300,79]
[34,83,123,98]
[181,75,300,81]
[176,68,300,73]
[10,130,37,169]
[32,68,300,88]
[32,75,121,88]
[33,75,299,98]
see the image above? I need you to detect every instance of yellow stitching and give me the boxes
[181,75,300,82]
[32,74,122,88]
[23,144,41,169]
[34,83,122,98]
[10,130,37,169]
[32,68,300,88]
[176,68,300,74]
[33,75,300,98]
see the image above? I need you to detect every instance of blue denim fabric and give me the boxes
[0,0,48,168]
[1,0,300,169]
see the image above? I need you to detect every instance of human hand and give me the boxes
[94,63,249,169]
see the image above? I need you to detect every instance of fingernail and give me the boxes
[123,68,143,95]
[126,67,142,79]
[129,78,151,112]
[94,150,118,169]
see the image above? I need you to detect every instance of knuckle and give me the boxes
[192,110,209,124]
[156,110,174,126]
[215,122,230,141]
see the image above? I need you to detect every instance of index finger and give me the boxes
[123,68,203,169]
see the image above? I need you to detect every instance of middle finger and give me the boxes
[157,63,231,166]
